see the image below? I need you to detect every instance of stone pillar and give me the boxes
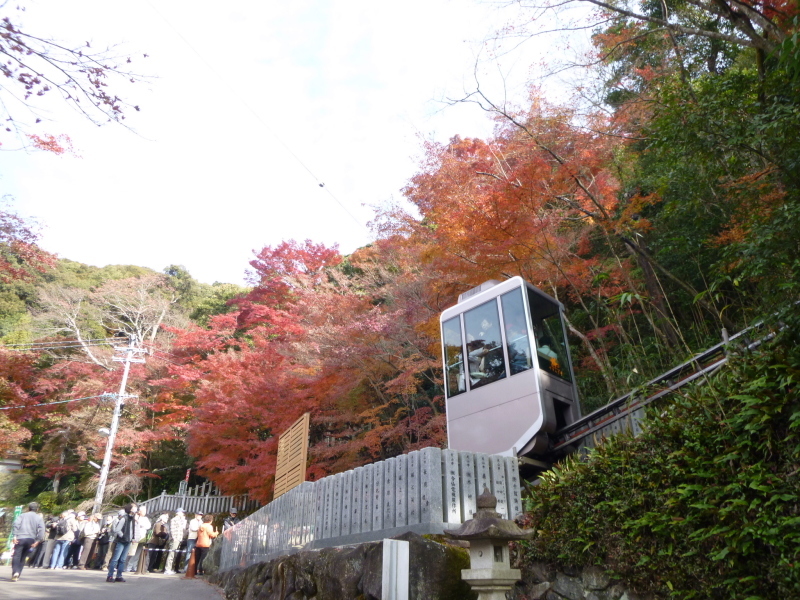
[382,539,409,600]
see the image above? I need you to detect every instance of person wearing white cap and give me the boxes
[102,510,126,570]
[126,505,151,572]
[147,513,170,572]
[183,511,203,573]
[94,515,114,569]
[49,510,77,569]
[64,511,86,568]
[78,513,101,569]
[164,508,187,575]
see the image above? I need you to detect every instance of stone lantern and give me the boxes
[444,487,533,600]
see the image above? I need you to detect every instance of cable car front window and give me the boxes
[464,300,507,389]
[442,316,466,397]
[527,289,573,382]
[501,288,532,375]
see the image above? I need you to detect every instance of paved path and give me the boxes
[0,566,226,600]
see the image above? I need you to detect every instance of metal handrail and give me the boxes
[549,320,768,453]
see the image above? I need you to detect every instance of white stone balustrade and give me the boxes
[217,447,523,571]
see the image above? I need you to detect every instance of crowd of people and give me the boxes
[9,500,242,583]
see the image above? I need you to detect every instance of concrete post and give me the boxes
[382,539,409,600]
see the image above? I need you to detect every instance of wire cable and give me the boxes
[1,341,121,352]
[0,393,114,411]
[144,1,365,228]
[2,337,120,348]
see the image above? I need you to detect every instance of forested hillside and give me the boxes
[1,0,798,529]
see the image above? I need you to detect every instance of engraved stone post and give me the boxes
[373,460,385,531]
[395,454,408,528]
[443,449,461,524]
[341,470,353,537]
[475,453,491,501]
[407,451,420,525]
[383,457,396,529]
[419,447,443,524]
[503,457,523,520]
[489,454,509,518]
[351,467,363,535]
[332,473,343,538]
[313,480,325,543]
[459,451,477,521]
[362,463,374,533]
[299,481,314,546]
[322,476,333,539]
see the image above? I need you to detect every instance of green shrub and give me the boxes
[519,333,800,599]
[0,471,33,504]
[35,491,58,514]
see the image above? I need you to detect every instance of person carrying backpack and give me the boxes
[147,513,170,572]
[92,515,113,569]
[102,510,125,570]
[49,510,77,569]
[106,503,137,582]
[64,511,86,568]
[40,515,59,568]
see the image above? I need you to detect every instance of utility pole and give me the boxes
[92,336,145,515]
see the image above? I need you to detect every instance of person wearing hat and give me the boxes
[222,507,240,532]
[10,502,45,581]
[64,510,86,568]
[107,503,137,582]
[93,515,114,569]
[164,508,187,575]
[78,513,101,569]
[102,510,126,570]
[183,511,203,573]
[50,509,77,569]
[146,513,170,572]
[125,505,151,572]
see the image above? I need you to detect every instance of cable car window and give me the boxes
[527,289,572,382]
[464,300,507,389]
[442,316,466,397]
[501,288,532,375]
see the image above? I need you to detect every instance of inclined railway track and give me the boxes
[545,321,772,460]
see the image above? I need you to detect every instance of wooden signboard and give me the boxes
[273,412,310,500]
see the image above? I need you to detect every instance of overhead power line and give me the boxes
[1,341,121,352]
[3,337,120,348]
[0,393,115,411]
[144,1,365,228]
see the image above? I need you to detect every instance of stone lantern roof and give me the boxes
[444,488,534,542]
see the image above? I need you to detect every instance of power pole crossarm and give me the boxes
[92,336,146,515]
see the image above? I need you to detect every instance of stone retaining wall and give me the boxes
[207,532,475,600]
[205,535,652,600]
[509,562,655,600]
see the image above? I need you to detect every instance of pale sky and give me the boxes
[2,0,588,284]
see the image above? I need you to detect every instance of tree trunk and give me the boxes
[562,312,619,399]
[624,240,681,348]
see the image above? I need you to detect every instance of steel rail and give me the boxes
[547,320,769,454]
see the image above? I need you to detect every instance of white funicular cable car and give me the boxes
[440,277,581,458]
